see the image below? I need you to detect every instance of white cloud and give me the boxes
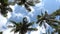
[14,13,24,18]
[0,14,7,26]
[3,28,14,34]
[3,28,30,34]
[0,14,7,31]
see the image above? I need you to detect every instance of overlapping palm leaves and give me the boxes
[0,0,12,17]
[0,0,40,17]
[36,10,60,34]
[51,9,60,34]
[8,0,40,11]
[51,9,60,16]
[50,9,60,33]
[8,17,38,34]
[13,0,40,11]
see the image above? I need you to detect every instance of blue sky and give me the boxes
[44,0,60,14]
[0,0,60,34]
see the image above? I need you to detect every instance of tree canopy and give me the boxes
[0,0,60,34]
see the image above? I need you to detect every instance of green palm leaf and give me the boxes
[39,20,43,26]
[51,9,60,16]
[27,28,38,31]
[9,20,19,25]
[27,22,34,27]
[26,1,35,6]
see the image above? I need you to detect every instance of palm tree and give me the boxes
[36,10,60,34]
[0,0,40,17]
[0,0,8,17]
[50,9,60,34]
[0,0,12,17]
[8,17,38,34]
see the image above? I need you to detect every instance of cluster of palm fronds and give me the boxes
[0,0,60,34]
[7,9,60,34]
[0,0,40,17]
[8,17,38,34]
[0,0,12,17]
[36,9,60,34]
[13,0,40,11]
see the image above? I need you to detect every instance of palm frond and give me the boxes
[39,20,43,26]
[23,17,28,24]
[24,4,31,11]
[27,28,38,31]
[45,11,48,16]
[51,9,60,16]
[48,19,60,24]
[26,1,35,6]
[27,22,34,27]
[9,20,19,25]
[37,15,41,19]
[41,11,43,16]
[7,25,15,28]
[14,28,20,33]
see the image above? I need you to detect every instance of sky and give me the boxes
[0,0,60,34]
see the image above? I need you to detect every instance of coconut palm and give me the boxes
[8,17,38,34]
[51,9,60,34]
[36,10,60,34]
[0,0,12,17]
[0,0,40,17]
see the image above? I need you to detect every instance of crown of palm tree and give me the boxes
[0,0,12,17]
[37,10,60,26]
[0,0,40,17]
[36,10,60,34]
[8,17,38,34]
